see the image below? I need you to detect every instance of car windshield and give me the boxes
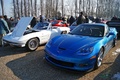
[33,22,49,30]
[70,25,104,37]
[71,22,77,26]
[52,20,59,25]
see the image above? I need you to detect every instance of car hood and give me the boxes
[11,17,33,37]
[52,34,101,51]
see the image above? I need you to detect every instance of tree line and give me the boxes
[0,0,120,19]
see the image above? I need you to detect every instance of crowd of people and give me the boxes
[0,15,10,47]
[0,15,20,47]
[0,11,119,47]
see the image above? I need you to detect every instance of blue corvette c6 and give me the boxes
[45,23,117,71]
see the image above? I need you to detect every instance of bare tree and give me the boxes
[27,0,30,16]
[20,0,23,17]
[40,0,43,15]
[55,0,59,17]
[13,0,17,18]
[79,0,82,13]
[61,0,64,16]
[24,0,27,16]
[30,0,33,16]
[0,0,4,15]
[45,0,49,18]
[16,0,20,18]
[10,0,120,20]
[82,0,85,12]
[75,0,78,16]
[34,0,37,16]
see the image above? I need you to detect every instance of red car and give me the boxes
[51,20,69,27]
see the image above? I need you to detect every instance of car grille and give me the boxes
[48,56,74,67]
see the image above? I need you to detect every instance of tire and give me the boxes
[113,38,117,47]
[94,48,104,69]
[26,38,39,51]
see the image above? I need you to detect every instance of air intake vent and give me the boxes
[59,47,66,50]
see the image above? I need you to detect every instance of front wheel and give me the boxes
[113,37,117,47]
[94,48,104,69]
[26,38,39,51]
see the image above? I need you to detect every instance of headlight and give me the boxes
[76,46,93,55]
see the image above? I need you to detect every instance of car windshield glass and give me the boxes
[52,20,59,25]
[70,25,104,37]
[33,22,49,30]
[71,22,77,26]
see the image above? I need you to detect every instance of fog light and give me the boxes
[90,56,96,60]
[79,64,89,67]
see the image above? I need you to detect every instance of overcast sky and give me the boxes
[0,0,12,17]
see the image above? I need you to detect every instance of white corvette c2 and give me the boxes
[3,17,70,51]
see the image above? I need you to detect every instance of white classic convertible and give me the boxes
[3,17,70,51]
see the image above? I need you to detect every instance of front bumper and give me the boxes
[45,50,96,71]
[3,39,25,47]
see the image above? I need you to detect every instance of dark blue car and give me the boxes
[45,23,117,71]
[106,20,120,37]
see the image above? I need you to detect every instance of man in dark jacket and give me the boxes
[40,15,44,22]
[76,12,85,25]
[31,17,37,28]
[0,16,10,47]
[4,15,12,30]
[69,16,75,26]
[85,15,89,23]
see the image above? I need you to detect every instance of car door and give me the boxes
[104,30,114,54]
[40,30,51,43]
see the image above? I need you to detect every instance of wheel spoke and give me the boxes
[27,38,39,51]
[97,49,103,67]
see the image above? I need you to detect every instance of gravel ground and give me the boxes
[0,40,120,80]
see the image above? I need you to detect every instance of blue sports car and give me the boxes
[45,23,117,71]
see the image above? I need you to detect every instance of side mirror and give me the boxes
[107,32,115,37]
[109,32,114,35]
[107,32,114,37]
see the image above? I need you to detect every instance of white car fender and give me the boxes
[57,27,70,33]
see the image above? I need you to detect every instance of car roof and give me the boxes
[80,23,106,27]
[107,20,120,22]
[51,20,63,22]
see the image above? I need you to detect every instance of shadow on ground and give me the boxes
[0,44,45,57]
[94,54,120,80]
[6,49,87,80]
[0,46,28,57]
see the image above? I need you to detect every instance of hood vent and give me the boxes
[59,47,66,50]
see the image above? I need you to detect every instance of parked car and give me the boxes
[3,17,70,51]
[106,20,120,36]
[51,20,69,27]
[45,23,117,71]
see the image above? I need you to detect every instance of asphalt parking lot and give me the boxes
[0,40,120,80]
